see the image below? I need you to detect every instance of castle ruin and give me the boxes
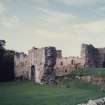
[14,43,105,84]
[14,47,58,84]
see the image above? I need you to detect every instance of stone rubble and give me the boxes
[78,97,105,105]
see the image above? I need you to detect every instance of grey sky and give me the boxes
[0,0,105,56]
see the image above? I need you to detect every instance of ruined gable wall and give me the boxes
[81,44,96,67]
[28,47,37,66]
[35,48,45,83]
[14,53,24,77]
[81,44,103,68]
[97,48,105,67]
[14,52,30,79]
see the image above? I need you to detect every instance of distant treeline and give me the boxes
[0,40,15,82]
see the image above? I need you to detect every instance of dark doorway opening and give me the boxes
[31,65,35,81]
[65,69,67,73]
[103,61,105,68]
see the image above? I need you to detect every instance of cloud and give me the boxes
[0,0,105,56]
[0,2,6,14]
[72,20,105,36]
[0,1,20,29]
[40,8,76,22]
[35,8,78,33]
[26,19,105,56]
[55,0,105,7]
[0,16,19,28]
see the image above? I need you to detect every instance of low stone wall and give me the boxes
[80,76,105,86]
[78,97,105,105]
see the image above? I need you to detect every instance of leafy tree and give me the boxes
[0,40,15,82]
[0,40,6,58]
[0,40,6,47]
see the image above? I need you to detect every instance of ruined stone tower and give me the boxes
[41,47,57,84]
[81,44,105,68]
[14,46,57,84]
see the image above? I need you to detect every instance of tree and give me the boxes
[0,40,6,47]
[0,40,15,82]
[0,40,6,58]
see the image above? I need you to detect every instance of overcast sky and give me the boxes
[0,0,105,56]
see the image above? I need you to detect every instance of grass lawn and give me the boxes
[0,80,105,105]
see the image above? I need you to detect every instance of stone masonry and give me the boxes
[42,47,57,84]
[81,44,105,68]
[14,43,105,84]
[14,47,57,84]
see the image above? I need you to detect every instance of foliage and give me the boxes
[0,40,6,58]
[0,40,15,82]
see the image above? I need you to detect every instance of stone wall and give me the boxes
[14,46,57,84]
[81,44,105,68]
[33,48,45,83]
[56,50,62,58]
[42,47,57,84]
[55,56,84,76]
[80,76,105,86]
[98,48,105,67]
[14,52,30,80]
[14,43,105,84]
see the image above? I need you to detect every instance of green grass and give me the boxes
[70,68,105,77]
[0,80,105,105]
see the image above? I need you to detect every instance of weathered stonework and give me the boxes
[56,50,62,58]
[14,43,105,84]
[55,56,84,76]
[14,47,57,84]
[81,44,105,68]
[14,52,30,80]
[78,97,105,105]
[42,47,57,84]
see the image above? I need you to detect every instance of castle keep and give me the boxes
[14,44,105,84]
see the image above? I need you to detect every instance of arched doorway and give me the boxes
[71,60,74,65]
[103,61,105,68]
[31,65,35,81]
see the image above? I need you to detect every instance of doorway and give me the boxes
[103,61,105,68]
[31,65,35,81]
